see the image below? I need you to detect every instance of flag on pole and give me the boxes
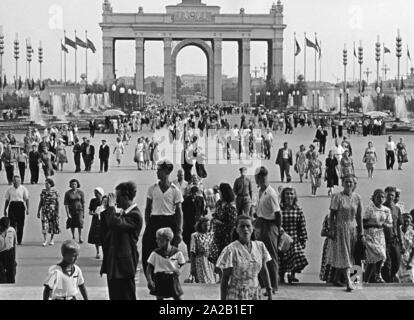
[61,42,69,53]
[384,44,391,54]
[408,46,411,60]
[353,45,357,58]
[75,37,87,48]
[65,37,77,49]
[295,39,301,56]
[306,37,319,53]
[87,39,96,53]
[315,37,321,59]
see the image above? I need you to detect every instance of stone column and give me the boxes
[268,38,283,86]
[238,38,251,105]
[213,38,222,104]
[135,37,145,91]
[164,38,173,105]
[102,37,115,86]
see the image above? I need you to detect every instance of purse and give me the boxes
[354,237,366,262]
[66,217,72,230]
[278,229,294,252]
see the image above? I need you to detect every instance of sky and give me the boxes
[0,0,414,84]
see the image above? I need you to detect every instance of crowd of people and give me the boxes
[0,104,411,301]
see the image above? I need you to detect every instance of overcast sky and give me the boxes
[1,0,414,83]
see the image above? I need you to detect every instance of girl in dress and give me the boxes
[134,138,144,170]
[340,150,355,179]
[113,137,124,167]
[189,217,215,284]
[146,228,186,300]
[362,141,377,179]
[152,142,160,170]
[308,153,322,197]
[56,140,67,172]
[295,145,307,183]
[143,138,150,170]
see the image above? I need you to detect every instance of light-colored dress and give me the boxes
[190,232,215,284]
[295,151,307,176]
[399,225,414,283]
[114,142,124,162]
[308,159,322,188]
[216,240,271,300]
[328,192,363,269]
[363,203,392,264]
[340,157,354,177]
[135,143,144,162]
[363,147,377,169]
[56,145,67,164]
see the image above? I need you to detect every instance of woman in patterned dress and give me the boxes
[37,178,60,247]
[398,214,414,283]
[363,189,392,283]
[143,138,151,170]
[64,179,85,243]
[319,214,336,283]
[328,174,364,291]
[340,150,354,179]
[362,141,377,179]
[279,187,308,284]
[217,215,272,300]
[295,145,307,183]
[56,140,67,171]
[209,183,238,266]
[308,152,322,197]
[190,217,215,284]
[88,187,105,259]
[396,138,408,170]
[113,137,124,167]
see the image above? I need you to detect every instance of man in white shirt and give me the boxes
[0,217,17,283]
[331,139,345,163]
[264,129,274,160]
[4,176,29,245]
[385,136,396,170]
[173,169,188,197]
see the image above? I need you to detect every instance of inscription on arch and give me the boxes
[173,11,213,22]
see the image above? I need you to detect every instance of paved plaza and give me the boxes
[1,122,414,299]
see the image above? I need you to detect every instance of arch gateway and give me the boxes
[100,0,286,105]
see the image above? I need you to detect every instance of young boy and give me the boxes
[146,228,186,300]
[43,240,88,300]
[0,217,17,284]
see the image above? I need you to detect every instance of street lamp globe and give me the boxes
[376,87,381,95]
[346,88,350,95]
[128,89,132,95]
[119,87,125,94]
[111,84,117,92]
[132,89,137,95]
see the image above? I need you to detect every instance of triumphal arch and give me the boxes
[100,0,286,105]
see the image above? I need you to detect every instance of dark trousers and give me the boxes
[18,162,26,183]
[90,129,95,138]
[381,242,401,283]
[338,126,343,138]
[107,278,136,300]
[142,215,179,276]
[8,202,26,245]
[331,127,337,139]
[5,165,14,184]
[386,151,395,170]
[279,160,291,182]
[182,164,193,183]
[100,159,109,172]
[85,155,93,172]
[319,141,326,154]
[29,163,39,183]
[82,155,87,170]
[264,141,271,160]
[0,249,16,284]
[74,154,81,172]
[236,196,252,216]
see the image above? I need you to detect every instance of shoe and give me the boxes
[333,281,345,287]
[49,240,54,246]
[95,254,101,259]
[346,283,355,292]
[79,239,84,244]
[42,242,47,247]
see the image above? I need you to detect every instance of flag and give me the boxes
[61,43,69,53]
[315,37,321,59]
[306,37,319,53]
[384,44,391,54]
[65,37,77,49]
[87,39,96,53]
[353,44,357,58]
[295,39,301,56]
[76,37,87,48]
[408,46,411,60]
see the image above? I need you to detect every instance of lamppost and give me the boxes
[119,87,125,111]
[358,41,363,95]
[343,43,348,97]
[396,29,402,93]
[376,87,381,111]
[0,26,4,102]
[14,33,19,88]
[293,90,300,116]
[339,88,343,119]
[375,36,381,89]
[312,90,315,118]
[266,91,271,109]
[132,89,137,110]
[317,90,320,112]
[346,88,350,116]
[111,84,116,106]
[38,41,43,83]
[278,91,283,109]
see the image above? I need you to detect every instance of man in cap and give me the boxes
[142,159,184,276]
[233,167,253,216]
[84,139,95,172]
[28,143,40,184]
[99,139,110,173]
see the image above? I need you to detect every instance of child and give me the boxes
[146,228,186,300]
[0,217,17,284]
[189,217,215,284]
[43,240,88,300]
[204,189,217,220]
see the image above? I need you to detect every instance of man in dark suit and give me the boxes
[89,120,96,138]
[100,182,143,300]
[84,139,95,172]
[275,142,293,183]
[99,139,110,173]
[80,137,88,171]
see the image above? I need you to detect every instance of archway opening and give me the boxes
[175,44,208,104]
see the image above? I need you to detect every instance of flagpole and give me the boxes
[75,30,77,84]
[64,30,67,85]
[293,32,296,84]
[407,45,409,79]
[85,30,88,84]
[319,40,322,83]
[314,32,317,91]
[304,32,307,82]
[383,43,385,81]
[60,39,63,83]
[353,42,355,84]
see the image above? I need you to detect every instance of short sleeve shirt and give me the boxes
[385,141,396,151]
[256,186,280,221]
[43,265,85,300]
[147,183,184,216]
[5,186,29,203]
[147,249,186,273]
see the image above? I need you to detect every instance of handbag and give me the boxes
[66,217,72,230]
[196,162,207,179]
[354,237,366,262]
[278,229,294,252]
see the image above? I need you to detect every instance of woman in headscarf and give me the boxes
[88,187,105,259]
[363,189,392,283]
